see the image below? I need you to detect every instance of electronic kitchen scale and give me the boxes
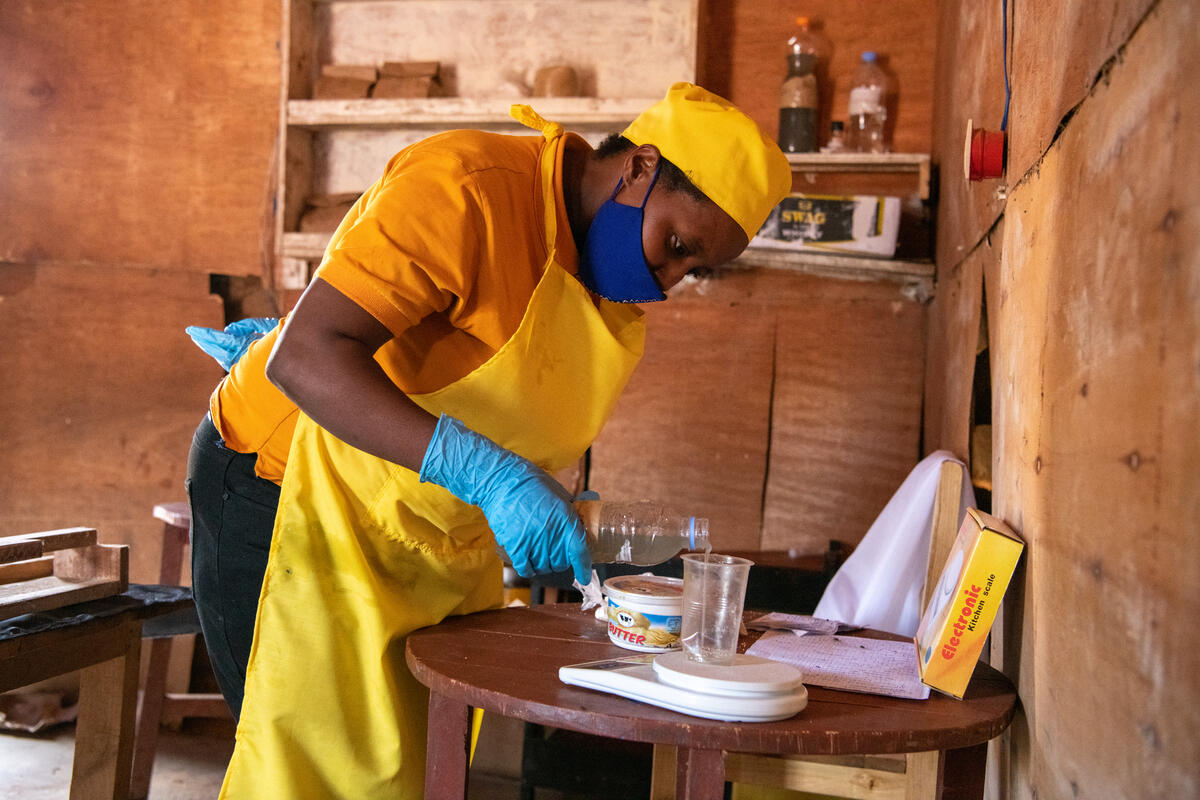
[559,650,807,722]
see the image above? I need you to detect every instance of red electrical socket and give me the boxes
[963,119,1005,181]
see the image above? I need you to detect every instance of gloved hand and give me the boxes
[186,317,280,371]
[419,414,592,584]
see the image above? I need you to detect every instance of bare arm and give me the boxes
[265,277,438,470]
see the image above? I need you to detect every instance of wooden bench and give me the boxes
[1,583,193,799]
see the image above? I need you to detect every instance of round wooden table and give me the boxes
[406,604,1017,800]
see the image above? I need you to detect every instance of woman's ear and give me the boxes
[622,144,662,188]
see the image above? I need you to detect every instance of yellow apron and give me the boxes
[220,111,645,799]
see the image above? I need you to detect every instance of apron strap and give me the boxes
[509,103,564,141]
[510,103,563,255]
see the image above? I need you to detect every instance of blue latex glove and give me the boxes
[419,414,592,584]
[186,317,280,371]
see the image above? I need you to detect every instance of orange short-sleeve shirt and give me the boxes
[211,129,585,484]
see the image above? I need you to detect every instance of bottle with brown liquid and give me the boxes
[778,16,823,153]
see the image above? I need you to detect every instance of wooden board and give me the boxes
[762,273,925,554]
[1009,0,1155,181]
[0,1,280,276]
[590,267,924,556]
[984,0,1199,795]
[930,1,1008,272]
[0,556,53,585]
[921,221,995,460]
[0,528,100,581]
[0,544,129,620]
[0,265,224,583]
[0,528,99,561]
[589,269,775,553]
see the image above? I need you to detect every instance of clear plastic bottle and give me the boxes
[821,120,847,153]
[847,51,890,153]
[575,500,710,566]
[778,16,822,154]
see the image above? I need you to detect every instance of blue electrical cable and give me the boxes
[1001,0,1011,131]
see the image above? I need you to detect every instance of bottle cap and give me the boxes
[795,16,810,27]
[831,120,844,132]
[862,51,877,62]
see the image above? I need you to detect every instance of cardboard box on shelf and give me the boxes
[914,508,1024,699]
[751,193,901,258]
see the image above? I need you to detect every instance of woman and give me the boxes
[187,82,790,797]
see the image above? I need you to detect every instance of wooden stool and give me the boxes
[130,502,231,800]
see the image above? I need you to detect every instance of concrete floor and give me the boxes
[0,719,566,800]
[0,723,232,800]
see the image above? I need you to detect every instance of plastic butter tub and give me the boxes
[602,575,684,653]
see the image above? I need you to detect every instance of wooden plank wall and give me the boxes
[0,1,280,277]
[0,266,224,581]
[925,0,1200,797]
[0,0,280,580]
[590,269,925,555]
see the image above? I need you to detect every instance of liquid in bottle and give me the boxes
[576,500,710,566]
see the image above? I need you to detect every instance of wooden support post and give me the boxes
[424,691,471,798]
[129,636,173,799]
[676,747,725,800]
[650,743,677,800]
[70,619,141,800]
[904,750,940,799]
[935,743,988,800]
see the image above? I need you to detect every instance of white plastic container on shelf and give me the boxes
[847,51,891,153]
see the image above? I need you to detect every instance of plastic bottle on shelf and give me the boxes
[575,500,710,566]
[778,16,823,153]
[848,51,891,153]
[821,120,847,153]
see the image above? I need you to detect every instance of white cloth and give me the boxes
[813,451,976,637]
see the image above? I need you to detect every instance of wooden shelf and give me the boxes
[738,245,932,277]
[284,231,934,300]
[785,152,929,171]
[735,246,934,301]
[287,97,659,129]
[786,152,931,199]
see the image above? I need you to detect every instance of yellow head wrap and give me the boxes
[622,82,792,240]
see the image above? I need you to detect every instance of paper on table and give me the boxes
[747,630,930,700]
[744,612,844,635]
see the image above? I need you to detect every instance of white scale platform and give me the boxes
[559,650,807,722]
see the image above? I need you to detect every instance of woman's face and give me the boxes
[613,153,750,295]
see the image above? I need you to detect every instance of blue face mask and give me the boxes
[577,166,667,303]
